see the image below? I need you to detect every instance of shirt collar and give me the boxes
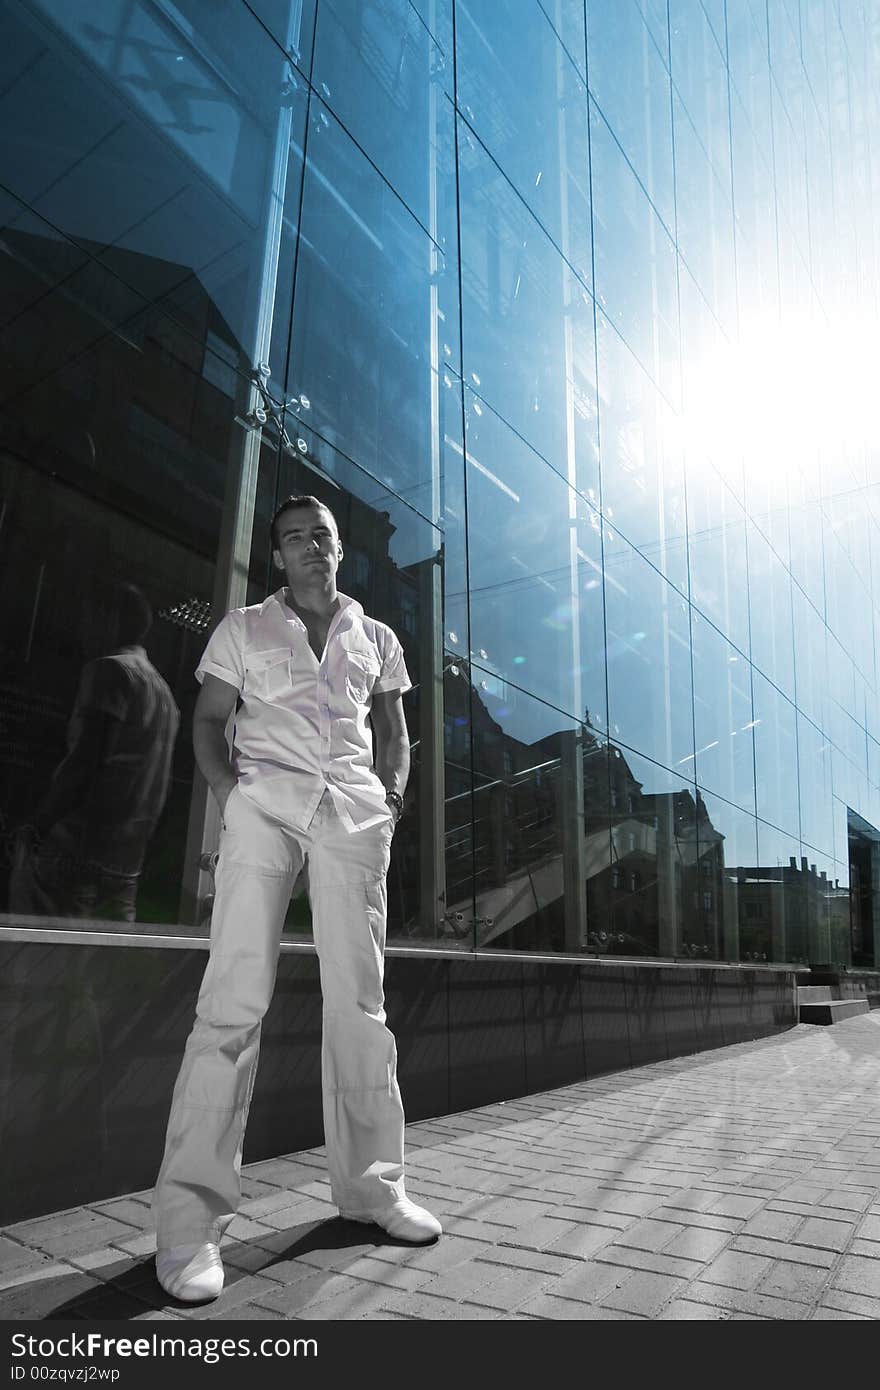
[263,589,364,629]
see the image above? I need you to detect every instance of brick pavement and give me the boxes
[3,1014,880,1321]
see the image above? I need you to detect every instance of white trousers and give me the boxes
[152,786,406,1246]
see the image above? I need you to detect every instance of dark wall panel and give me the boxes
[579,966,631,1076]
[447,959,526,1111]
[0,938,799,1224]
[521,962,585,1093]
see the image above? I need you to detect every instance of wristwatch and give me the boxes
[385,790,404,820]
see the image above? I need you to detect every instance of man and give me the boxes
[153,495,440,1303]
[10,584,179,922]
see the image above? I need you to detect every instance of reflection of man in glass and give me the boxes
[153,495,440,1304]
[10,584,179,922]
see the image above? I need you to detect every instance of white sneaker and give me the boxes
[340,1197,442,1243]
[156,1242,224,1302]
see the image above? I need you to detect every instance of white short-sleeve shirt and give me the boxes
[197,590,410,833]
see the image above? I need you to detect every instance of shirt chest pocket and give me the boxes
[342,649,381,704]
[244,647,292,702]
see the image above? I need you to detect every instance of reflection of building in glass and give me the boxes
[1,0,878,983]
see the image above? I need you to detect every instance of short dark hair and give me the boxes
[270,495,339,549]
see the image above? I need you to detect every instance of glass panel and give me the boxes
[0,2,310,931]
[797,714,834,858]
[686,461,750,656]
[408,0,454,64]
[13,0,309,407]
[604,538,695,774]
[847,808,879,970]
[467,687,600,954]
[672,89,737,337]
[670,0,733,191]
[753,821,807,965]
[752,670,799,834]
[585,0,675,230]
[463,391,607,733]
[596,312,687,594]
[590,98,680,406]
[697,790,760,962]
[691,612,756,814]
[0,218,280,929]
[730,85,781,325]
[747,524,795,701]
[312,0,455,237]
[634,0,670,65]
[788,472,826,616]
[286,96,455,517]
[792,584,828,731]
[607,747,700,958]
[246,0,317,69]
[457,119,599,504]
[541,0,588,77]
[456,0,593,292]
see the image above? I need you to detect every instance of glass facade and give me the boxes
[1,0,878,969]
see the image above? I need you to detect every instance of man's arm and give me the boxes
[371,689,410,821]
[192,674,240,817]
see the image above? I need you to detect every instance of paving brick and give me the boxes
[112,1233,157,1257]
[544,1205,631,1230]
[88,1199,152,1230]
[517,1293,641,1320]
[612,1218,684,1253]
[742,1210,802,1241]
[500,1215,580,1251]
[816,1287,880,1319]
[794,1216,855,1252]
[6,1211,138,1259]
[335,1258,435,1292]
[287,1280,394,1321]
[819,1190,873,1214]
[551,1260,630,1305]
[831,1254,880,1299]
[729,1236,836,1268]
[856,1213,880,1241]
[247,1270,357,1315]
[484,1245,574,1275]
[587,1189,663,1217]
[700,1250,773,1291]
[416,1260,503,1302]
[0,1239,57,1282]
[594,1245,703,1280]
[370,1290,501,1320]
[659,1299,736,1320]
[663,1227,730,1263]
[474,1196,547,1226]
[600,1270,685,1317]
[810,1306,870,1319]
[66,1247,139,1277]
[381,1235,493,1274]
[656,1207,741,1234]
[704,1193,765,1219]
[464,1266,557,1312]
[685,1281,808,1320]
[849,1238,880,1258]
[545,1223,616,1260]
[180,1273,286,1320]
[757,1260,832,1304]
[0,1264,101,1319]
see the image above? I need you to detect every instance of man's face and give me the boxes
[273,505,341,586]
